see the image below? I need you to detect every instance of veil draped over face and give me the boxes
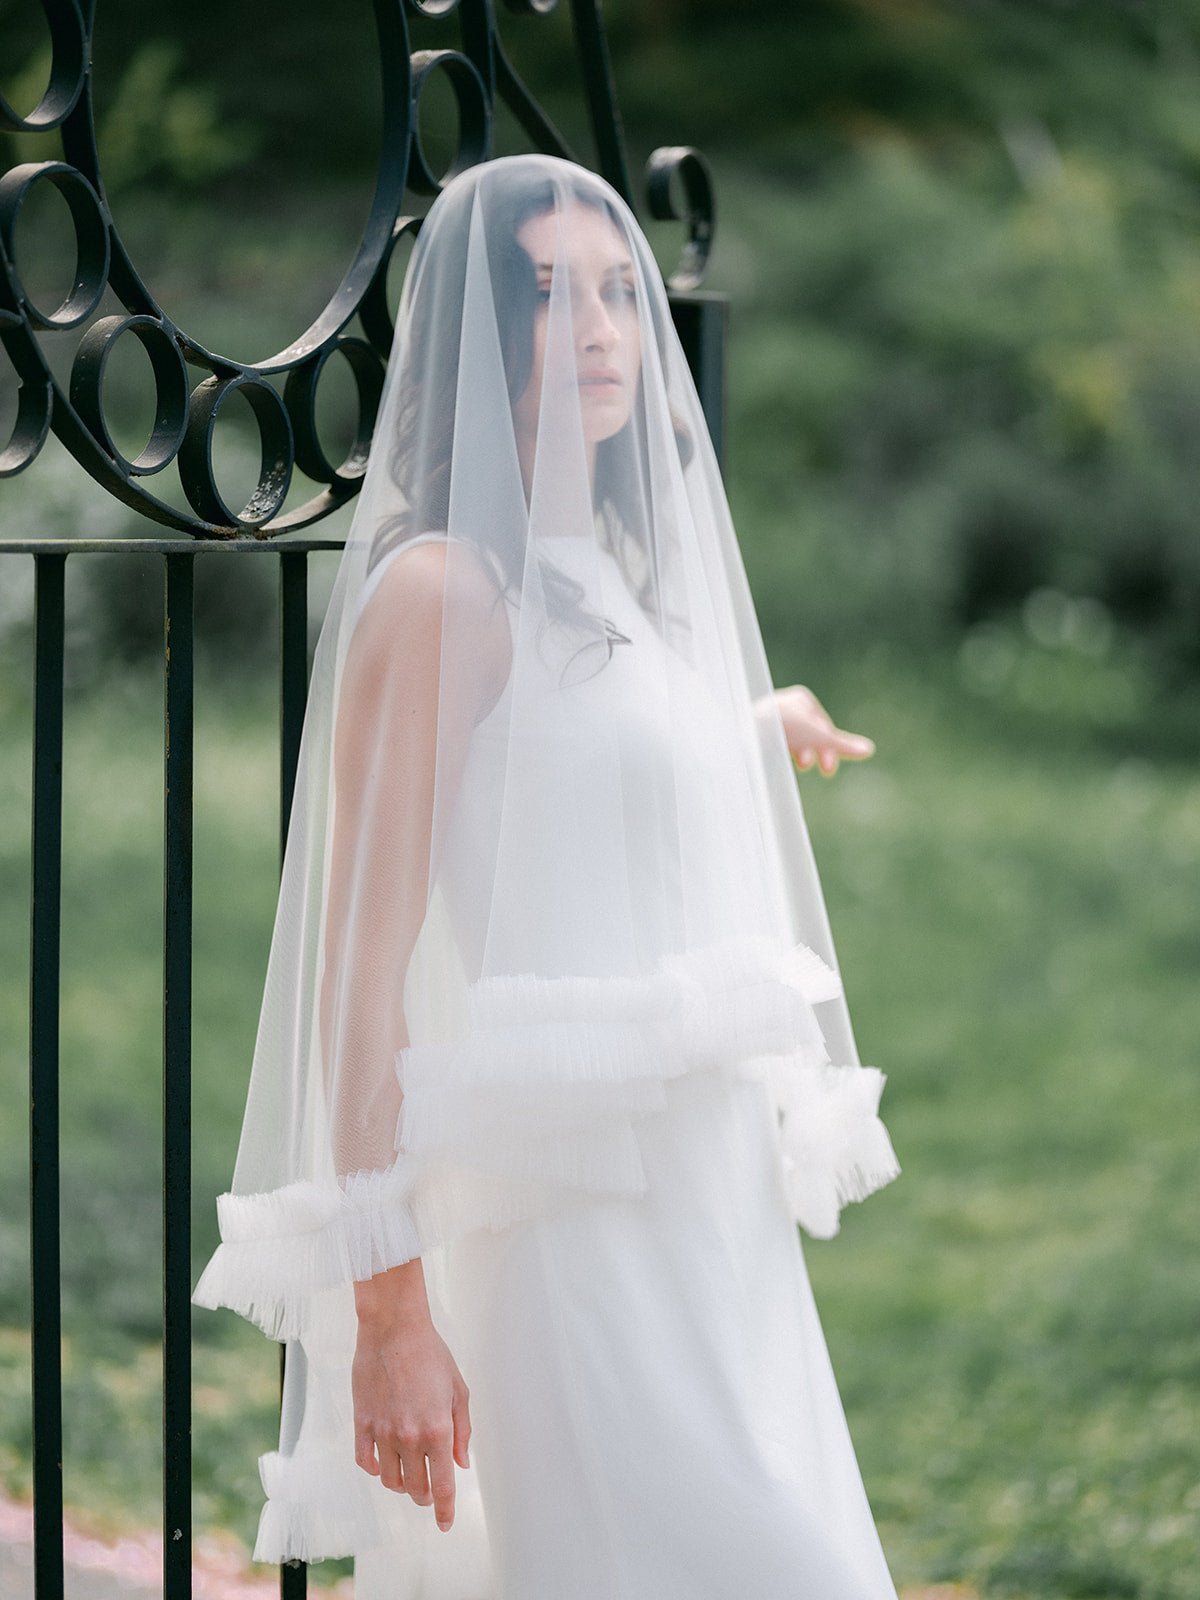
[192,154,899,1556]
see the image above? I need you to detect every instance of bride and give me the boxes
[194,152,900,1599]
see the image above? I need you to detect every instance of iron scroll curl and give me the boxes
[0,0,719,538]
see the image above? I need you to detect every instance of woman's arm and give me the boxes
[322,537,511,1184]
[321,537,511,1528]
[753,684,875,777]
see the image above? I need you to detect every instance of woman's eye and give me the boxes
[536,281,634,305]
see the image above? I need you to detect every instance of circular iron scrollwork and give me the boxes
[0,0,717,537]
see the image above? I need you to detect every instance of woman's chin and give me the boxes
[581,405,634,443]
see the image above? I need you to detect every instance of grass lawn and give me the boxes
[0,587,1196,1599]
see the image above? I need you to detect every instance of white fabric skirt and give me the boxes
[350,1065,898,1599]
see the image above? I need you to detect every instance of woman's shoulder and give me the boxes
[354,533,513,716]
[362,532,507,616]
[361,537,508,611]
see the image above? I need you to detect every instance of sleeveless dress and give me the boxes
[267,531,900,1599]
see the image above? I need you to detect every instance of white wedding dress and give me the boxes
[258,532,899,1599]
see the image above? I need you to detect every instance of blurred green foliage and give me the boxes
[5,1,1200,679]
[727,139,1200,684]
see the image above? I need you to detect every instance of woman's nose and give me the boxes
[577,292,619,350]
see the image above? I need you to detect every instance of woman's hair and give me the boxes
[370,165,695,683]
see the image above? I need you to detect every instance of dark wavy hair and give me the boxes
[371,163,695,684]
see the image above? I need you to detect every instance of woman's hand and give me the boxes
[772,684,875,777]
[352,1307,472,1532]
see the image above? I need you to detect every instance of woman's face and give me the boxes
[511,198,643,460]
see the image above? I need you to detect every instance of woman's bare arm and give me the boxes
[320,537,511,1528]
[754,684,875,776]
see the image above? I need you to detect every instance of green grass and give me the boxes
[799,629,1200,1599]
[0,610,1196,1598]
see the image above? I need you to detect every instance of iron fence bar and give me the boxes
[671,294,728,473]
[163,553,194,1600]
[277,549,310,1600]
[569,0,633,206]
[29,551,66,1600]
[279,550,309,857]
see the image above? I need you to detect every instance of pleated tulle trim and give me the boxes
[193,934,900,1341]
[191,1164,424,1342]
[394,933,838,1161]
[255,1437,487,1568]
[254,1447,387,1564]
[768,1058,902,1240]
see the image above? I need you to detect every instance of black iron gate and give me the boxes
[2,4,726,1595]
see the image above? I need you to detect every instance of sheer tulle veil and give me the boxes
[192,151,899,1379]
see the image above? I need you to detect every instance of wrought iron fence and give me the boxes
[2,2,727,1595]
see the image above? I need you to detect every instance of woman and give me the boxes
[193,153,901,1599]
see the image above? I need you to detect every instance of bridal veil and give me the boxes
[193,151,899,1389]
